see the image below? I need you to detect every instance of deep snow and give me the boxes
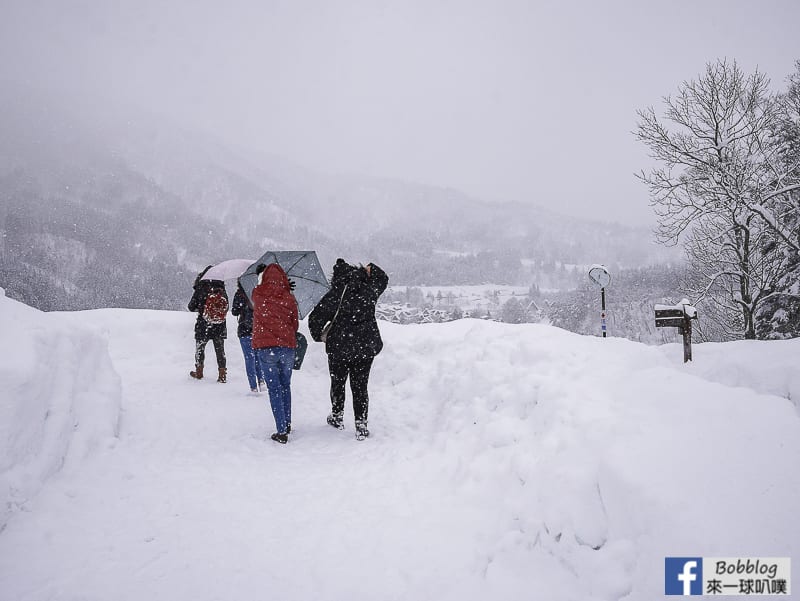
[1,288,798,600]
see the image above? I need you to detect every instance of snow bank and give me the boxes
[377,320,800,599]
[0,302,797,600]
[668,338,800,411]
[0,290,121,530]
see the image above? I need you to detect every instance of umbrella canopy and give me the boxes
[240,251,330,319]
[201,259,255,281]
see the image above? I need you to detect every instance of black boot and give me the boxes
[355,420,369,440]
[326,412,344,430]
[270,433,288,444]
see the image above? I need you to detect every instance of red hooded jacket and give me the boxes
[251,264,298,350]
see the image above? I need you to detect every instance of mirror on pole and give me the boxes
[587,264,611,338]
[588,264,611,289]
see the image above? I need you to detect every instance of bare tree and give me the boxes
[773,60,800,248]
[682,211,792,339]
[637,60,800,250]
[755,60,800,338]
[636,59,800,339]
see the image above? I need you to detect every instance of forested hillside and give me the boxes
[0,92,673,314]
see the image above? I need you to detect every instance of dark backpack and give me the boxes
[203,291,229,324]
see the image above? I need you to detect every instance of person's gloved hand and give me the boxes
[256,263,267,286]
[288,279,296,291]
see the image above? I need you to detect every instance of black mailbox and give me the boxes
[654,301,698,362]
[655,308,689,329]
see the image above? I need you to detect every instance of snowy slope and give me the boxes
[0,290,120,530]
[0,288,798,601]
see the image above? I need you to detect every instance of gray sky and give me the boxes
[2,0,799,225]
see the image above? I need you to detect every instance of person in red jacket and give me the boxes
[252,263,298,444]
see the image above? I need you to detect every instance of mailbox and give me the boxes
[655,307,690,329]
[654,300,698,362]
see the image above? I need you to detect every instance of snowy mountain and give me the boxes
[0,89,676,312]
[1,289,797,600]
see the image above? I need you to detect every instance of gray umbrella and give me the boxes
[240,250,330,319]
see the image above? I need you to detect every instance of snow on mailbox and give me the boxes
[654,298,698,362]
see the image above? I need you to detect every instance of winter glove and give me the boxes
[256,263,267,286]
[288,279,296,291]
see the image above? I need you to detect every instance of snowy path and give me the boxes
[2,311,495,601]
[1,298,799,600]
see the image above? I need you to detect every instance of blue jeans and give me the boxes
[238,336,263,390]
[255,346,295,434]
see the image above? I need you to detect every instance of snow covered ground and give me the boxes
[1,287,798,600]
[384,284,534,317]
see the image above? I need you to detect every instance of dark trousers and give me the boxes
[328,355,374,423]
[195,337,226,369]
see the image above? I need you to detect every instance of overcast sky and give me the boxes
[2,0,799,225]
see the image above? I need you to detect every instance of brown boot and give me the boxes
[217,367,227,383]
[189,364,204,379]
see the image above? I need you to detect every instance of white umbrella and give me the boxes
[200,259,255,281]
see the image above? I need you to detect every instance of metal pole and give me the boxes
[601,287,607,338]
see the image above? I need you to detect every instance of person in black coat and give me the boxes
[308,259,388,439]
[187,266,228,382]
[231,280,265,393]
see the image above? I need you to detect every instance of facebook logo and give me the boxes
[665,557,703,595]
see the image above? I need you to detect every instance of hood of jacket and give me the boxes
[331,259,365,288]
[259,263,291,291]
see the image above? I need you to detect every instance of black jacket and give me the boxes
[231,286,254,338]
[188,277,228,340]
[309,260,388,361]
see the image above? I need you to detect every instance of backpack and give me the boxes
[203,291,229,324]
